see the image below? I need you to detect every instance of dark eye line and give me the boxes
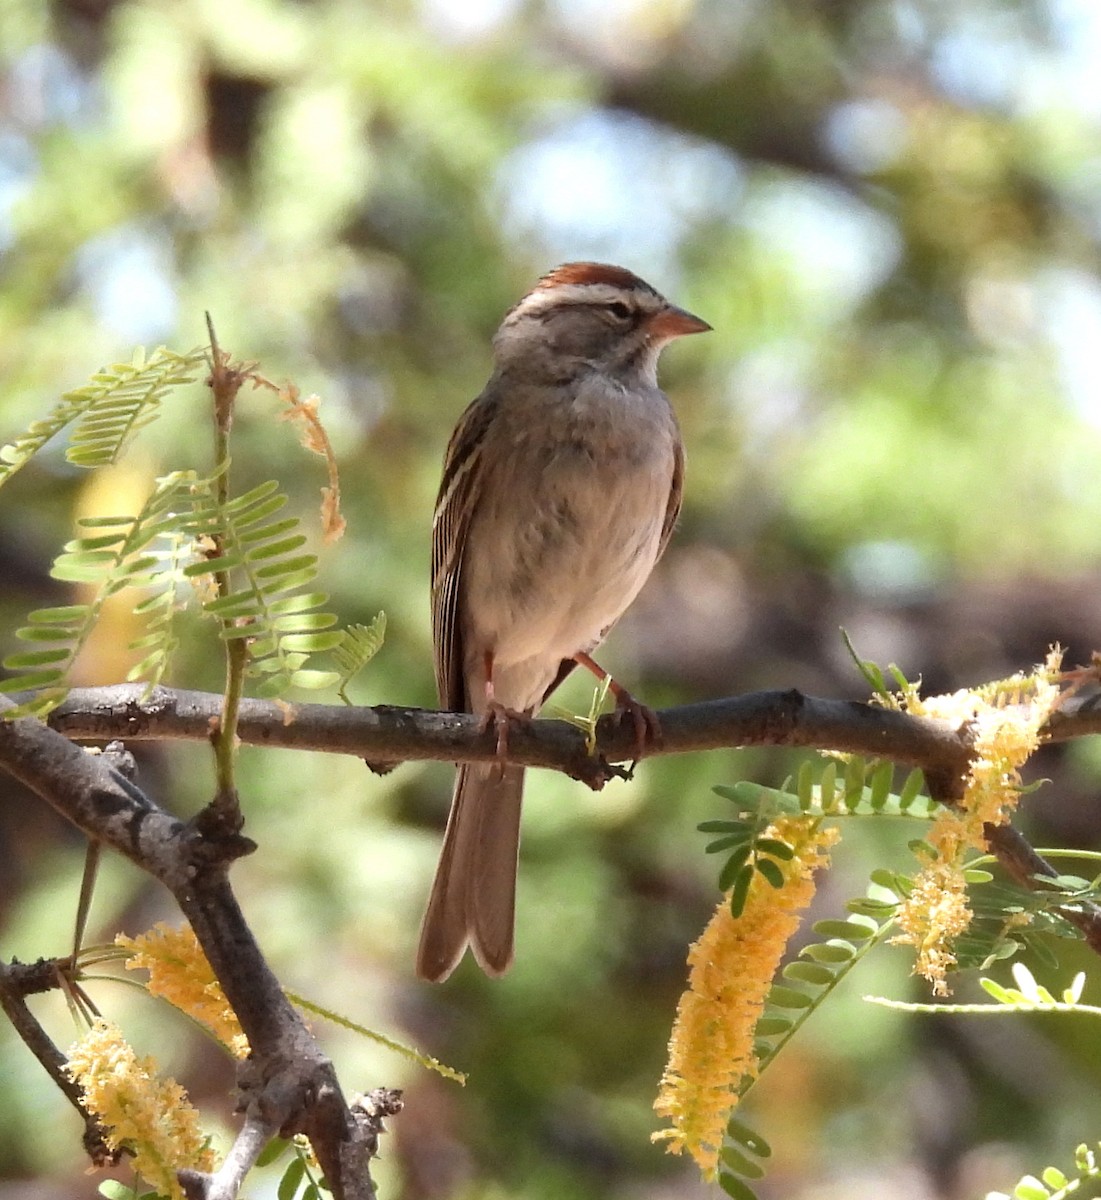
[535,299,641,325]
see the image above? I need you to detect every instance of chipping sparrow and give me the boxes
[417,262,710,982]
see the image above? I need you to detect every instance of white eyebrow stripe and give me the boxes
[505,282,662,322]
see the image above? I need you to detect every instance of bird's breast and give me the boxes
[460,382,678,674]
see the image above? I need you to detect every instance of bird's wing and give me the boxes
[656,429,685,563]
[431,391,499,712]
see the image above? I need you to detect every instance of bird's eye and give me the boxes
[606,301,633,321]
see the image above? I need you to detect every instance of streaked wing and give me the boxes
[656,430,684,562]
[431,391,499,712]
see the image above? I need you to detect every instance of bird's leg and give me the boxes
[478,650,527,762]
[572,651,661,761]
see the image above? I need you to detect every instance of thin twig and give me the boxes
[0,960,119,1166]
[983,823,1101,956]
[72,842,100,962]
[179,1110,281,1200]
[204,316,249,824]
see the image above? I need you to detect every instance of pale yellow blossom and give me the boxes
[892,858,971,995]
[653,817,839,1178]
[891,649,1063,993]
[66,1018,215,1200]
[118,923,249,1058]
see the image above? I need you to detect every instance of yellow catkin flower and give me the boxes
[891,649,1063,994]
[653,817,839,1179]
[118,923,249,1059]
[66,1018,216,1200]
[892,858,971,992]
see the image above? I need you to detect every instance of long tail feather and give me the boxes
[416,763,525,982]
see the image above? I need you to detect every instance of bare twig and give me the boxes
[982,822,1101,956]
[0,959,119,1166]
[46,684,979,795]
[179,1110,281,1200]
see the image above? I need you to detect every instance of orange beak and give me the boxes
[647,304,712,342]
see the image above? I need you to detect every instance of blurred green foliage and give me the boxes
[3,1,1101,1197]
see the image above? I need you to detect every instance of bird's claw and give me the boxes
[614,691,662,765]
[478,699,528,765]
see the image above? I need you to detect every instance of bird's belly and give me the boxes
[461,452,671,674]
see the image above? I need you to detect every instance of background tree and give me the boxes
[2,1,1101,1197]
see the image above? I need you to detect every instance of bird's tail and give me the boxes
[416,762,525,982]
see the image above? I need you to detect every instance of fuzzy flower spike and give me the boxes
[653,815,839,1178]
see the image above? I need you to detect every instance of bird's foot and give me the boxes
[572,650,661,766]
[477,699,528,765]
[613,689,662,764]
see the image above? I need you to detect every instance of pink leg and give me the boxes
[479,650,526,760]
[573,651,661,758]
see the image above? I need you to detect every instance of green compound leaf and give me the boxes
[712,758,934,827]
[731,880,896,1131]
[782,961,835,987]
[1,470,203,716]
[718,1172,759,1200]
[719,1144,765,1180]
[277,1156,306,1200]
[716,1116,771,1199]
[2,458,353,715]
[755,858,786,889]
[0,347,206,488]
[181,479,342,699]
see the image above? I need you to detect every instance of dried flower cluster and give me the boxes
[277,382,345,543]
[653,816,839,1178]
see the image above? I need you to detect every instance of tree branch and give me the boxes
[0,959,119,1167]
[982,823,1101,957]
[0,696,384,1200]
[40,682,1101,944]
[7,681,1101,1194]
[48,683,985,796]
[179,1110,281,1200]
